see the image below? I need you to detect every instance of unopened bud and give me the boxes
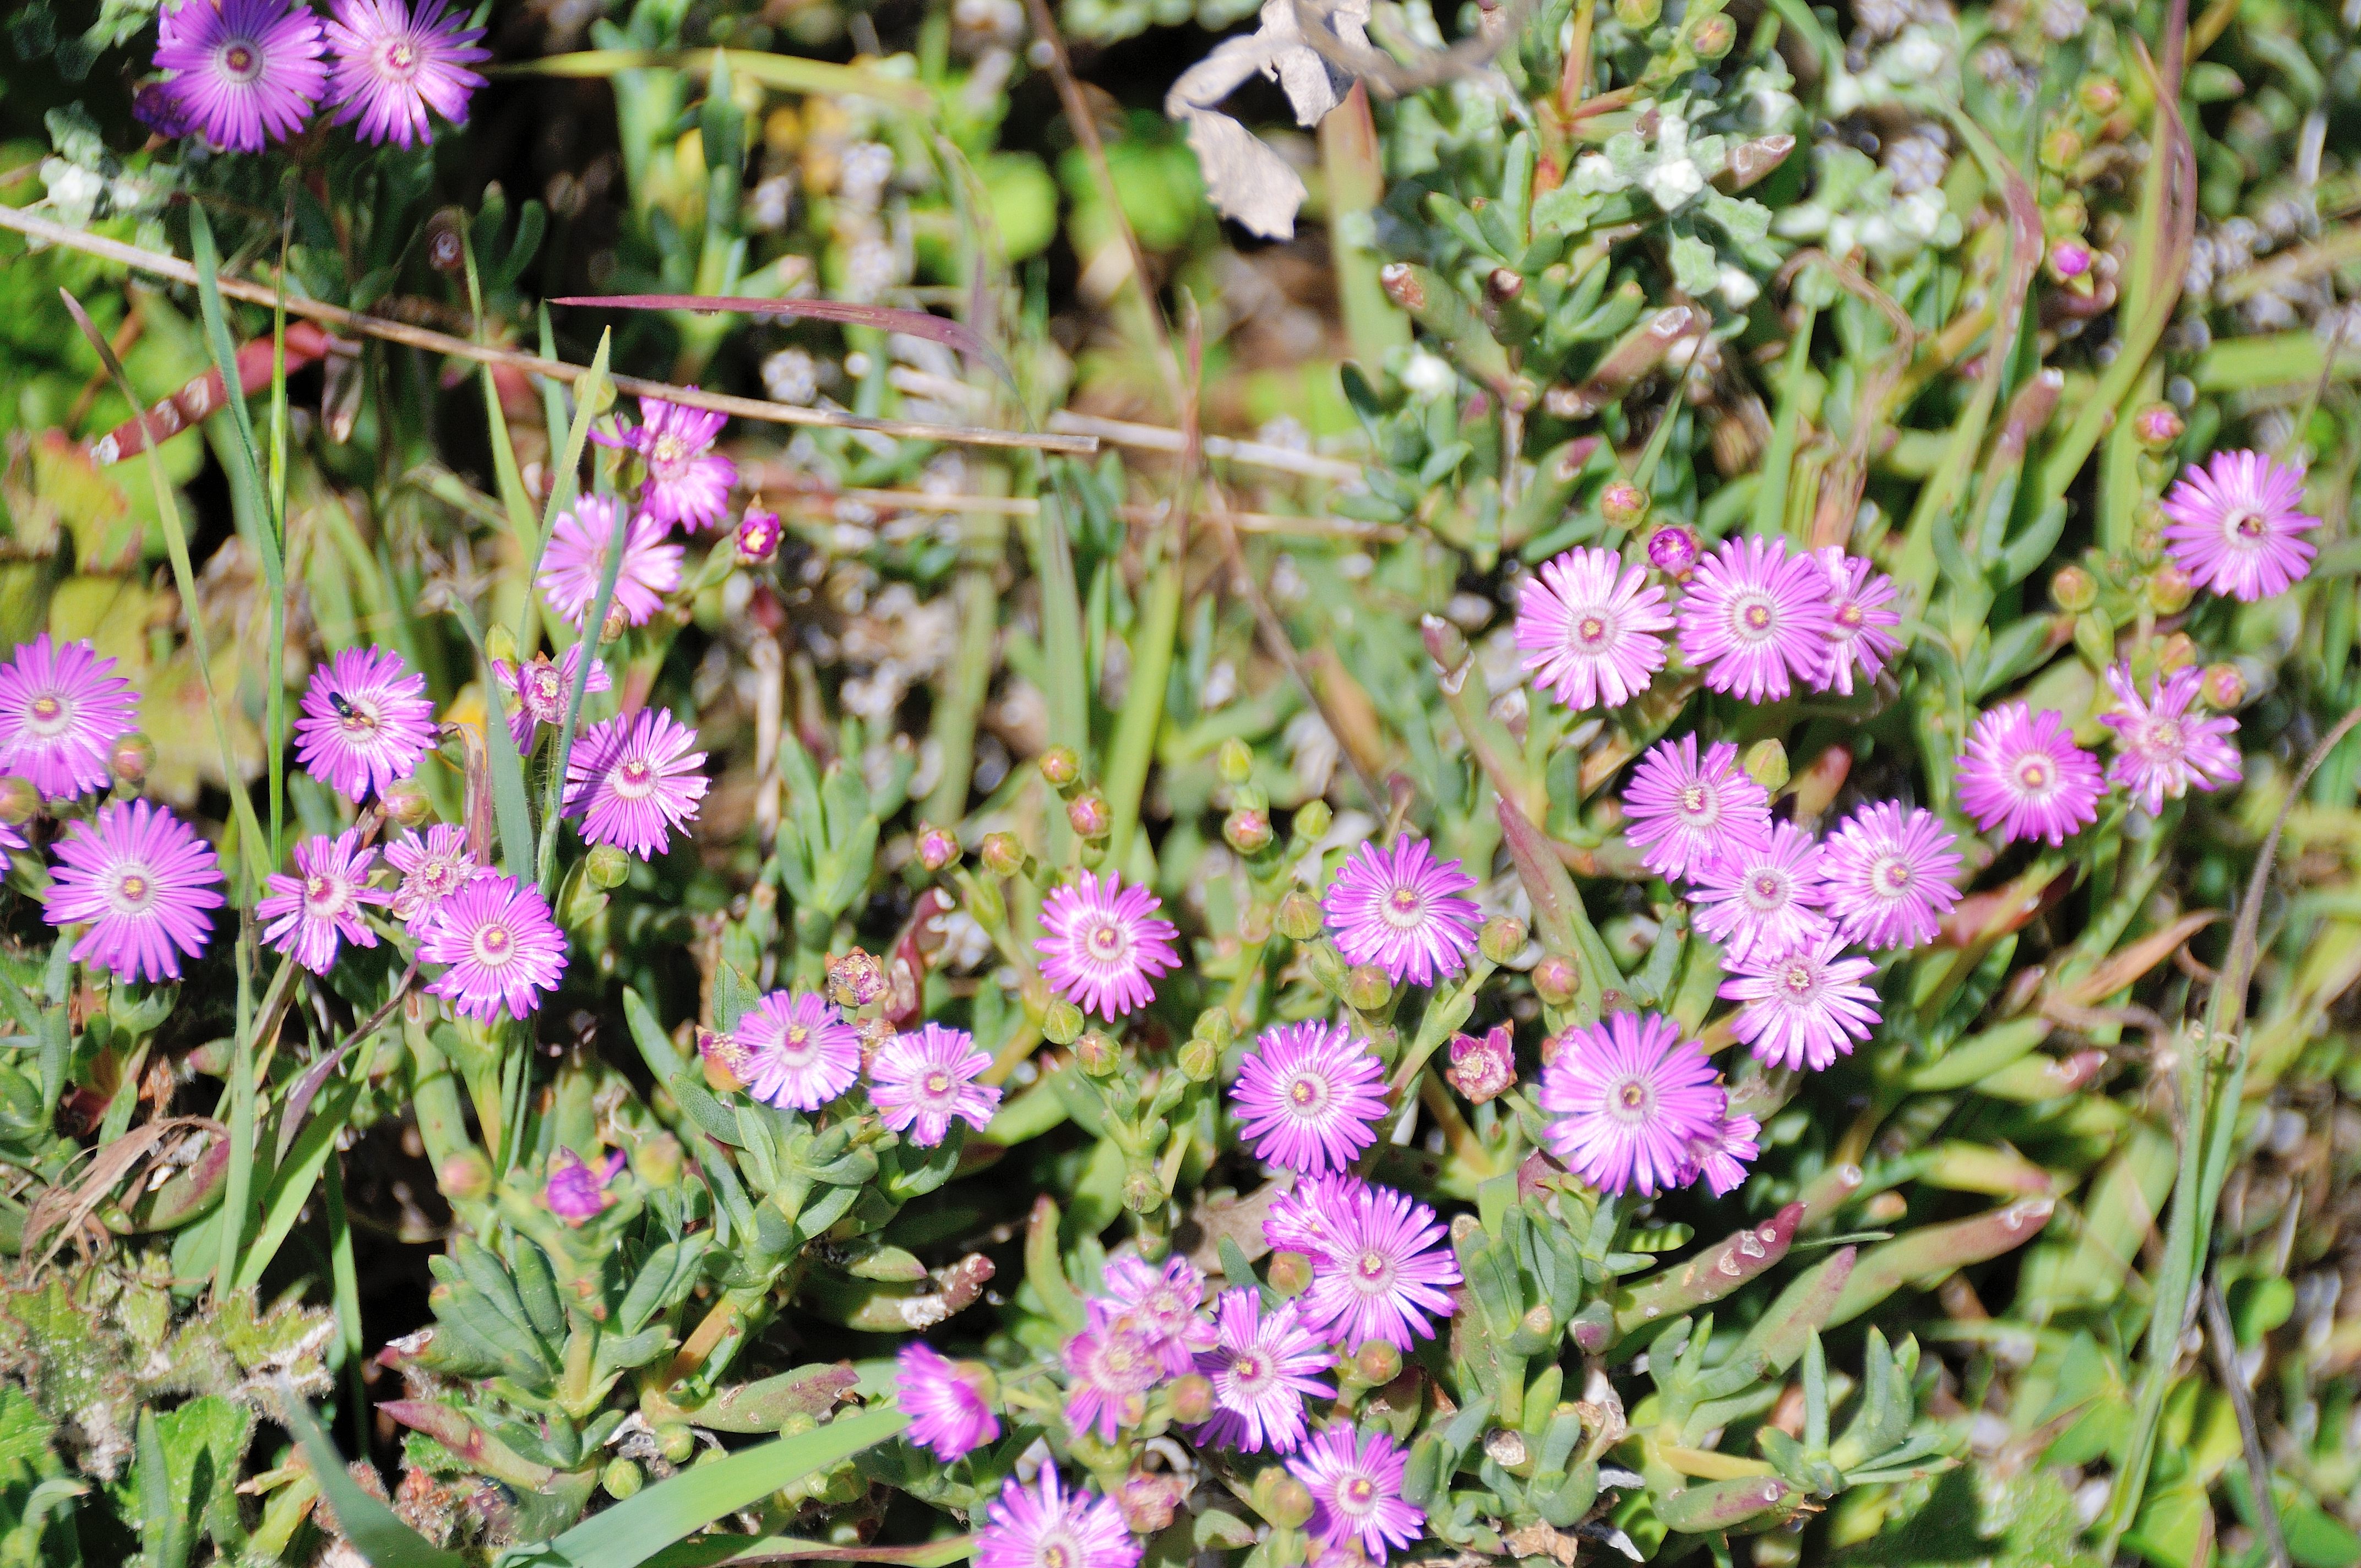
[633,1130,684,1188]
[2050,564,2097,612]
[601,603,630,644]
[2077,76,2123,115]
[1179,1036,1220,1082]
[1068,792,1111,840]
[1267,1250,1314,1297]
[1686,12,1734,56]
[2147,563,2195,614]
[1075,1030,1119,1077]
[916,823,961,872]
[1043,999,1086,1046]
[425,209,467,274]
[1193,1006,1235,1049]
[2132,402,2184,448]
[1252,1470,1315,1530]
[654,1422,697,1463]
[1342,964,1394,1012]
[1646,523,1699,574]
[438,1150,493,1202]
[699,1028,752,1092]
[381,778,433,828]
[2201,662,2247,708]
[1378,262,1427,313]
[1532,955,1580,1006]
[1038,745,1081,791]
[2046,237,2094,281]
[1294,799,1333,841]
[1479,915,1527,965]
[828,948,888,1008]
[1445,1023,1517,1102]
[1601,480,1649,526]
[1225,807,1274,854]
[602,1457,644,1499]
[1353,1341,1403,1385]
[2039,127,2085,173]
[735,505,783,564]
[585,843,632,889]
[1168,1374,1215,1424]
[1486,266,1524,302]
[1742,738,1789,793]
[1217,737,1254,785]
[108,732,154,787]
[0,776,37,826]
[979,832,1025,877]
[1612,0,1659,26]
[1276,891,1325,942]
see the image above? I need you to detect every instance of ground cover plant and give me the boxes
[2,0,2360,1563]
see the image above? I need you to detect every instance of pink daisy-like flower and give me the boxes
[1956,701,2104,847]
[1035,872,1180,1020]
[294,646,437,804]
[1676,535,1836,702]
[0,635,139,799]
[1814,547,1904,696]
[1720,932,1883,1072]
[1232,1021,1391,1176]
[1322,837,1482,987]
[418,873,568,1022]
[1263,1172,1367,1259]
[737,989,860,1110]
[544,1147,625,1224]
[2160,449,2320,602]
[594,397,738,533]
[2099,664,2243,815]
[1192,1289,1334,1453]
[975,1465,1140,1568]
[1690,1112,1761,1199]
[537,497,686,629]
[1818,803,1963,951]
[493,645,611,752]
[1622,735,1774,881]
[1099,1255,1217,1376]
[1514,546,1673,711]
[1536,1011,1726,1196]
[1287,1423,1424,1562]
[897,1343,999,1462]
[256,829,391,974]
[322,0,486,148]
[1063,1306,1165,1443]
[563,708,709,860]
[871,1022,1001,1147]
[1299,1183,1461,1351]
[1687,823,1831,966]
[384,823,484,930]
[154,0,327,152]
[45,800,224,983]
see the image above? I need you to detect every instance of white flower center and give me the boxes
[2140,718,2184,757]
[220,41,262,82]
[1678,783,1716,823]
[2015,755,2053,794]
[1379,885,1425,930]
[1608,1075,1654,1123]
[304,872,350,917]
[923,1068,953,1097]
[1744,869,1787,912]
[25,692,70,737]
[379,38,420,81]
[613,758,657,800]
[1082,917,1129,963]
[472,921,515,969]
[1731,591,1778,640]
[1573,612,1609,649]
[1872,855,1913,896]
[1285,1070,1331,1115]
[112,866,157,914]
[1781,960,1815,997]
[2229,509,2266,541]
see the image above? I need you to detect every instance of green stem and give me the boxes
[1102,549,1183,869]
[924,566,1000,826]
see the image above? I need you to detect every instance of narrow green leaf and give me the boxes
[138,1406,190,1568]
[516,328,612,648]
[538,476,632,895]
[236,1077,363,1290]
[445,599,536,879]
[279,1384,468,1568]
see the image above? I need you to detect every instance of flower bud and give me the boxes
[1168,1374,1215,1424]
[2077,76,2122,115]
[438,1150,493,1201]
[828,948,888,1008]
[1075,1030,1119,1077]
[916,823,961,872]
[1379,262,1427,313]
[633,1130,684,1188]
[1612,0,1659,26]
[1224,807,1274,854]
[1486,266,1524,302]
[1276,890,1325,941]
[1193,1006,1235,1049]
[1122,1169,1164,1213]
[699,1028,752,1092]
[585,843,632,889]
[1119,1473,1184,1535]
[1293,799,1333,841]
[1601,480,1649,526]
[0,776,36,826]
[380,778,433,828]
[1742,738,1789,793]
[1217,737,1254,785]
[108,732,154,788]
[425,208,467,274]
[979,832,1026,877]
[1353,1341,1403,1386]
[2039,126,2085,173]
[1532,954,1580,1006]
[2132,402,2184,448]
[2050,564,2097,612]
[2046,237,2094,282]
[1646,524,1699,574]
[602,1457,644,1499]
[1479,915,1527,965]
[1239,902,1273,944]
[1342,964,1394,1013]
[1267,1250,1314,1297]
[655,1422,697,1463]
[2147,563,2195,614]
[2201,662,2247,708]
[1445,1023,1516,1103]
[601,603,630,644]
[1043,998,1086,1046]
[1686,12,1734,56]
[1251,1469,1315,1530]
[1068,792,1111,840]
[736,505,783,564]
[1038,745,1081,791]
[1178,1036,1221,1082]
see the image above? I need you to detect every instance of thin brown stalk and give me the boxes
[2202,1275,2293,1568]
[735,470,1402,539]
[1046,410,1366,482]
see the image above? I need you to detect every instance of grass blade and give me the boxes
[514,326,613,647]
[501,48,933,111]
[279,1382,468,1568]
[537,476,632,895]
[446,598,537,881]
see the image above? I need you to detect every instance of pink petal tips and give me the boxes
[1232,1021,1391,1175]
[975,1466,1140,1568]
[154,0,328,152]
[1718,931,1883,1072]
[0,634,140,799]
[1957,701,2104,846]
[1321,836,1482,987]
[294,645,437,803]
[871,1022,1000,1147]
[1035,871,1181,1020]
[323,0,487,149]
[896,1343,999,1461]
[537,496,686,630]
[1514,546,1673,711]
[2099,663,2242,815]
[736,989,861,1110]
[2160,449,2319,602]
[418,873,569,1021]
[1622,734,1773,881]
[257,829,393,974]
[1676,534,1835,702]
[1537,1010,1726,1196]
[563,708,709,860]
[1817,803,1962,951]
[45,799,224,983]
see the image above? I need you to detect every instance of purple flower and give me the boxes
[543,1147,625,1224]
[1622,735,1773,881]
[594,397,737,533]
[1957,701,2104,847]
[871,1022,1000,1146]
[384,823,484,930]
[256,829,391,974]
[1514,546,1673,711]
[1299,1183,1460,1351]
[154,0,327,151]
[897,1343,999,1461]
[563,708,709,860]
[1813,547,1903,696]
[1688,823,1831,966]
[737,989,860,1110]
[294,646,437,804]
[0,635,139,800]
[1287,1423,1423,1562]
[2161,449,2319,601]
[322,0,486,148]
[1537,1011,1726,1196]
[975,1465,1140,1568]
[537,497,686,630]
[736,504,784,564]
[1646,524,1701,575]
[1192,1288,1333,1453]
[1035,872,1181,1020]
[1263,1173,1366,1259]
[418,873,569,1022]
[1691,1112,1760,1199]
[45,800,223,983]
[0,819,25,858]
[1099,1254,1217,1376]
[1720,932,1883,1072]
[1676,535,1835,703]
[133,79,200,138]
[1817,803,1963,951]
[1233,1021,1391,1176]
[1322,837,1482,987]
[1443,1023,1516,1103]
[493,645,611,752]
[1063,1306,1165,1442]
[2100,664,2242,815]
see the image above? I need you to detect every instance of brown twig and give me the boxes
[2202,1273,2293,1568]
[1045,410,1364,482]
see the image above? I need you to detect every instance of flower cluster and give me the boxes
[149,0,485,152]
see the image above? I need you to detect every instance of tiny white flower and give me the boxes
[1718,266,1761,308]
[1642,157,1706,211]
[1401,350,1457,399]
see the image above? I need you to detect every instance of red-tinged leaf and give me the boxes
[90,320,338,464]
[553,294,1018,396]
